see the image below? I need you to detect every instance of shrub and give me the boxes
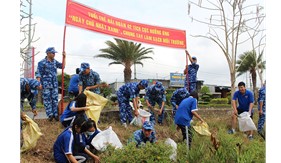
[100,141,173,162]
[210,98,229,104]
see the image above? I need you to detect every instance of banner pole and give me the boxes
[186,51,189,92]
[60,25,66,115]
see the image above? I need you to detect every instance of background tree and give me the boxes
[188,0,265,98]
[236,50,266,103]
[20,0,40,77]
[94,38,154,83]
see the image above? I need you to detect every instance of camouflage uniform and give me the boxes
[78,69,101,94]
[36,50,63,119]
[170,88,190,117]
[145,82,166,125]
[20,78,40,112]
[132,121,156,147]
[117,82,141,124]
[184,61,199,93]
[257,85,266,133]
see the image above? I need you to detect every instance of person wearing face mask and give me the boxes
[35,47,66,121]
[183,49,199,93]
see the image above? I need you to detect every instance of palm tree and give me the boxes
[236,50,266,103]
[94,38,154,83]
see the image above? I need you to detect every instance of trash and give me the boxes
[165,138,177,161]
[21,115,43,153]
[238,112,257,132]
[91,126,123,151]
[130,109,151,127]
[193,121,212,136]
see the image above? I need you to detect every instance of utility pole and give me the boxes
[134,63,137,79]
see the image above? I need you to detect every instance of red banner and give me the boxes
[65,0,186,49]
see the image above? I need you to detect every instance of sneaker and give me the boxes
[228,129,235,134]
[54,116,59,121]
[122,123,127,128]
[248,135,253,140]
[48,116,53,121]
[158,122,163,126]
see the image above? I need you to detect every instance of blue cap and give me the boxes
[143,121,153,130]
[46,47,58,54]
[154,81,163,91]
[192,56,197,60]
[179,88,189,98]
[80,62,90,72]
[139,80,148,88]
[28,79,40,94]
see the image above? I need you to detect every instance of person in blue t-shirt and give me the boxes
[170,87,190,118]
[174,91,204,149]
[68,68,80,98]
[228,81,254,140]
[81,118,100,150]
[53,116,100,163]
[60,93,89,128]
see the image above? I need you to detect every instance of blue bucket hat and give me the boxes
[80,62,90,72]
[28,79,40,94]
[143,121,153,130]
[154,81,163,91]
[139,80,148,88]
[46,47,58,54]
[192,56,197,60]
[179,88,190,98]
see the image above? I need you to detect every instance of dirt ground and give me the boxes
[20,115,183,163]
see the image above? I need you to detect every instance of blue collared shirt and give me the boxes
[78,69,101,94]
[35,57,63,89]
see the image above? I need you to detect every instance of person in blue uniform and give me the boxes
[117,80,148,127]
[183,50,199,93]
[60,93,89,128]
[145,81,166,125]
[174,91,204,149]
[257,81,266,140]
[132,121,157,148]
[170,87,190,117]
[229,81,254,140]
[35,47,66,121]
[68,68,80,98]
[20,78,42,118]
[78,62,106,94]
[53,116,100,163]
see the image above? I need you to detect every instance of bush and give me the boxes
[100,141,173,162]
[210,98,229,104]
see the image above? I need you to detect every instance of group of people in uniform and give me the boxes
[20,46,266,161]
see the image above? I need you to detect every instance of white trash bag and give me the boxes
[91,126,123,151]
[130,109,151,127]
[238,112,257,132]
[165,138,177,161]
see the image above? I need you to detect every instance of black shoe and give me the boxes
[54,116,59,121]
[48,116,53,121]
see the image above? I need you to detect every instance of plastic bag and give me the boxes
[130,109,151,127]
[21,115,43,153]
[165,138,177,161]
[84,90,108,126]
[91,126,123,151]
[238,112,257,132]
[193,121,212,136]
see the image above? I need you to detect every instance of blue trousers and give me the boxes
[42,88,59,118]
[118,100,134,124]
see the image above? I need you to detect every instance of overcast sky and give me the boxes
[20,0,266,87]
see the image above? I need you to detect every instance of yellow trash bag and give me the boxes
[84,90,108,126]
[21,115,43,153]
[192,121,211,136]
